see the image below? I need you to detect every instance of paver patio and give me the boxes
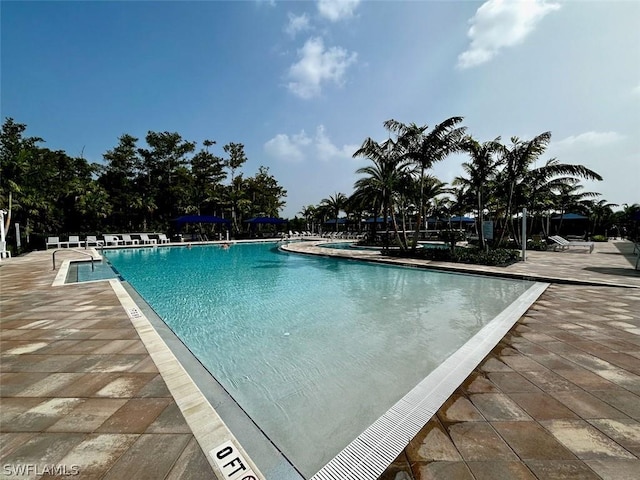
[1,240,639,479]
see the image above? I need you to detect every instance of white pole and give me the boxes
[0,210,6,244]
[15,223,21,248]
[521,208,527,262]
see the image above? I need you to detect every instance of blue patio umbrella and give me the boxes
[448,216,475,223]
[550,213,588,220]
[244,217,287,224]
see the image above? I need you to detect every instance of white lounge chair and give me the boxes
[85,235,104,248]
[67,235,83,248]
[104,235,123,246]
[157,234,170,244]
[121,234,139,245]
[549,235,594,254]
[46,237,61,249]
[139,233,157,245]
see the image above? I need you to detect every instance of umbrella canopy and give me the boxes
[244,217,287,224]
[172,215,230,227]
[449,216,476,223]
[364,216,392,224]
[551,213,588,220]
[324,218,349,224]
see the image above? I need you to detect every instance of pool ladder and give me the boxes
[52,249,95,271]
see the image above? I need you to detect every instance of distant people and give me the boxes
[221,242,230,249]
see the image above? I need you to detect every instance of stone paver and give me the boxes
[0,250,214,479]
[1,240,639,479]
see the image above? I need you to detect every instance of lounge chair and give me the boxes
[138,233,157,245]
[85,235,104,248]
[121,234,139,245]
[157,233,170,244]
[104,235,123,246]
[549,235,594,254]
[46,237,61,249]
[67,235,83,248]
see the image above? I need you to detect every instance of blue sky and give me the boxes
[2,0,638,218]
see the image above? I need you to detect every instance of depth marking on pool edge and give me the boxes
[210,441,258,480]
[311,281,549,480]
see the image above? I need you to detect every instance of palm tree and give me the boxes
[385,117,467,249]
[353,136,410,249]
[298,205,317,233]
[495,133,603,245]
[454,136,503,248]
[586,199,618,236]
[320,192,348,232]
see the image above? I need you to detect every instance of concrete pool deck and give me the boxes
[1,240,639,479]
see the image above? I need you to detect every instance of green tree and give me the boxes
[138,131,196,228]
[190,139,226,215]
[454,136,503,248]
[386,117,467,250]
[320,192,348,232]
[0,118,44,238]
[99,134,141,230]
[223,142,248,234]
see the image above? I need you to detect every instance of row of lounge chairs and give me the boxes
[46,233,171,249]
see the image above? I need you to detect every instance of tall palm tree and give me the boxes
[353,137,410,249]
[454,136,503,248]
[385,116,467,249]
[495,133,602,245]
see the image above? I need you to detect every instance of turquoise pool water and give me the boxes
[65,260,120,283]
[105,243,533,477]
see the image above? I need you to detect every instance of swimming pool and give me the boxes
[105,243,537,477]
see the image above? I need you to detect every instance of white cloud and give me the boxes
[264,125,357,163]
[287,37,357,99]
[314,125,359,161]
[553,131,625,150]
[317,0,360,22]
[285,12,311,38]
[264,131,311,162]
[633,83,640,97]
[457,0,561,69]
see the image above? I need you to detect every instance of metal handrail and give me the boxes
[52,249,95,271]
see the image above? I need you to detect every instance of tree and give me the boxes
[223,142,248,234]
[138,131,196,228]
[99,134,141,230]
[243,166,287,218]
[320,192,348,232]
[454,136,502,248]
[353,136,410,248]
[299,205,317,233]
[386,117,467,249]
[495,133,602,245]
[0,118,44,238]
[190,139,226,215]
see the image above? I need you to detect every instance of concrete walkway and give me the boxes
[1,240,639,479]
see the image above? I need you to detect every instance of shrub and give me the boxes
[591,235,608,242]
[384,246,521,266]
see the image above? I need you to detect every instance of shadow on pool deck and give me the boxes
[1,240,639,480]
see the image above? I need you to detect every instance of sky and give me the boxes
[2,0,639,218]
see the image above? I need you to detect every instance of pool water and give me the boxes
[105,243,533,477]
[65,260,120,283]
